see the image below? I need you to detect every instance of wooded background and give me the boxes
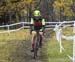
[0,0,75,25]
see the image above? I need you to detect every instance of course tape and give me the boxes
[0,22,30,34]
[0,26,24,34]
[0,21,74,34]
[0,22,30,27]
[54,21,75,61]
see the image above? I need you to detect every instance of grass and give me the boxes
[0,30,30,40]
[0,27,73,62]
[41,27,73,62]
[0,30,31,62]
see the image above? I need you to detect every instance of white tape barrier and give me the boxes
[73,36,75,62]
[61,35,74,60]
[0,22,30,34]
[46,20,75,24]
[0,20,74,28]
[0,26,24,34]
[73,22,75,33]
[0,21,74,34]
[73,22,75,62]
[54,24,64,53]
[61,33,75,61]
[0,22,30,27]
[54,22,75,61]
[0,22,22,27]
[54,25,72,60]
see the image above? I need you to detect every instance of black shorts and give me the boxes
[34,26,42,31]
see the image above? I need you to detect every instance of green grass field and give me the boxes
[42,27,73,62]
[0,27,73,62]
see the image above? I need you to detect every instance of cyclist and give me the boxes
[30,10,45,52]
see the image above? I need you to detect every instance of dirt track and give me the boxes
[8,29,52,62]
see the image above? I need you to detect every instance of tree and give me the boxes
[53,0,73,21]
[0,0,37,24]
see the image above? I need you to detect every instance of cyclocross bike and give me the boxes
[34,33,41,59]
[32,31,43,59]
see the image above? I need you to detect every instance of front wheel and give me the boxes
[34,47,38,59]
[33,36,40,59]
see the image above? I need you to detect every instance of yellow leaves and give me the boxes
[53,0,74,19]
[64,7,73,16]
[22,9,27,14]
[20,9,27,15]
[0,6,7,13]
[60,2,65,7]
[53,1,60,8]
[23,0,32,4]
[53,0,65,7]
[53,1,59,13]
[64,0,73,6]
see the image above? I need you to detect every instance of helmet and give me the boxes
[33,10,41,16]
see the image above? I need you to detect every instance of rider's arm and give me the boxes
[42,18,45,26]
[42,18,45,30]
[31,18,34,25]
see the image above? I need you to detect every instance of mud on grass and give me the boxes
[0,30,45,62]
[0,30,32,62]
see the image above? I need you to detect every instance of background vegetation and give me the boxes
[0,0,75,25]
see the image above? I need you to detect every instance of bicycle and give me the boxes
[34,33,41,59]
[31,31,43,59]
[30,24,45,59]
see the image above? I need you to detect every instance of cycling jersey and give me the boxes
[30,16,45,31]
[31,16,45,25]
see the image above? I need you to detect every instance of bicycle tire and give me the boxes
[34,35,40,59]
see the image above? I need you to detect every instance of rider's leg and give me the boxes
[39,34,43,48]
[31,33,37,52]
[36,31,43,48]
[32,31,40,48]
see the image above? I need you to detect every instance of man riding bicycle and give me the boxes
[30,10,45,52]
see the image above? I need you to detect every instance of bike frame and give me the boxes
[33,31,42,59]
